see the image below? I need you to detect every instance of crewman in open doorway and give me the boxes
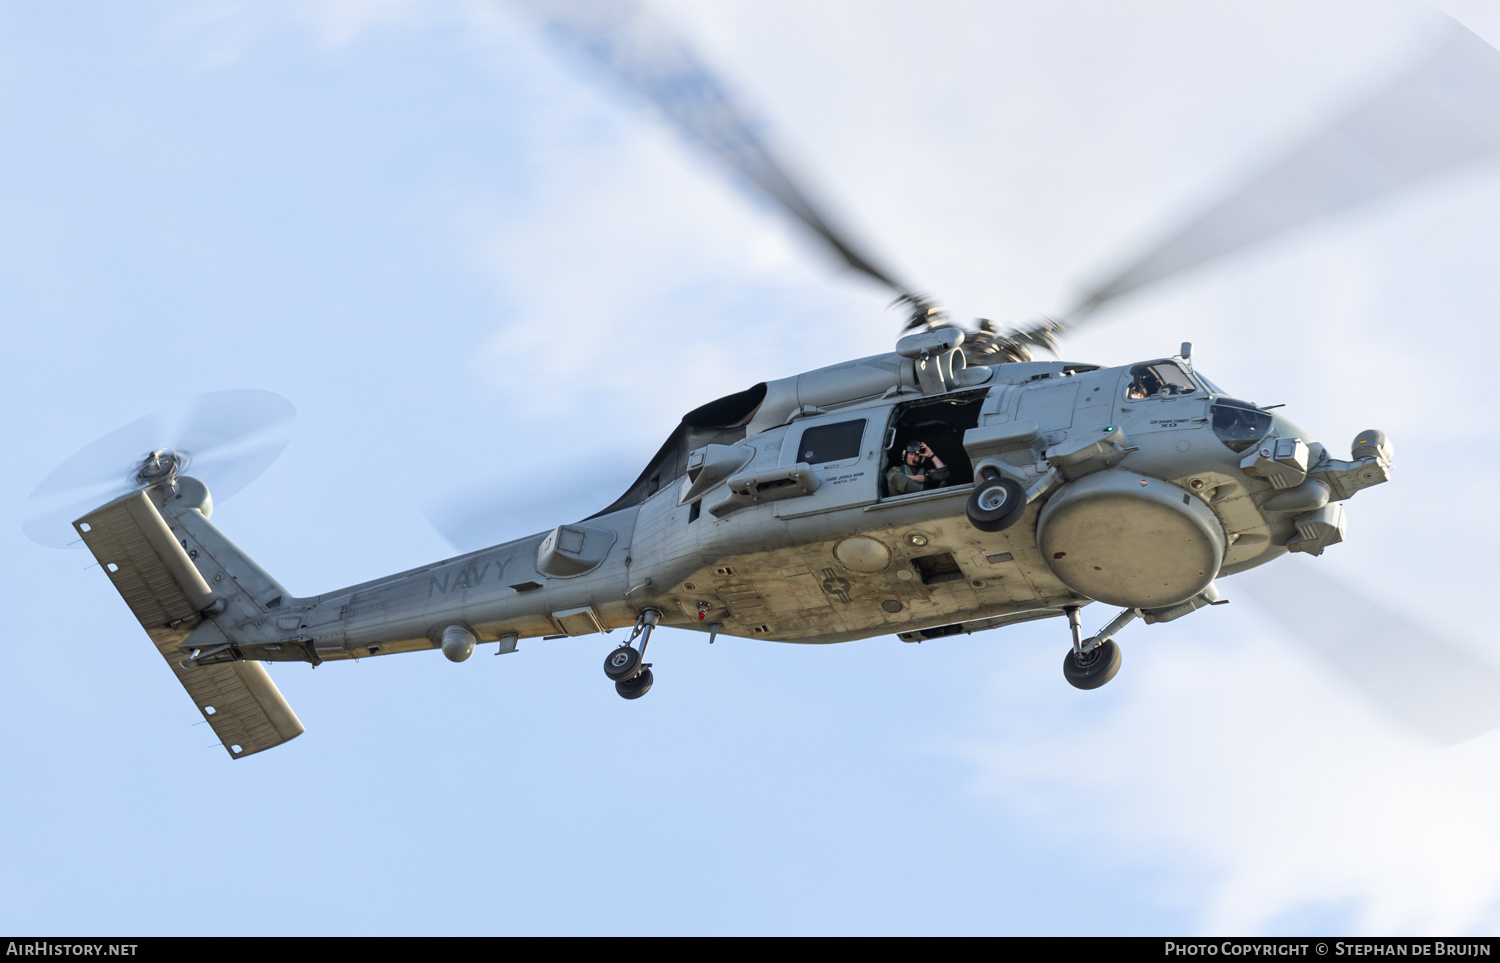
[886,441,949,496]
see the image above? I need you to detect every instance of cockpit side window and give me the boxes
[1126,361,1197,400]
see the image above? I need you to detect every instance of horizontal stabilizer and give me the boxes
[163,658,304,759]
[77,490,212,629]
[76,491,304,759]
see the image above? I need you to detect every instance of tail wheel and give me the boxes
[615,667,654,700]
[603,646,642,681]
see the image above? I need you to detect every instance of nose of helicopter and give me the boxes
[1266,411,1315,448]
[1234,412,1394,558]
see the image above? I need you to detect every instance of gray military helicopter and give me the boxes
[26,4,1500,758]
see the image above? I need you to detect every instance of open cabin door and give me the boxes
[881,390,989,498]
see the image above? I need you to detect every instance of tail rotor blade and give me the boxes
[168,390,296,502]
[24,390,295,549]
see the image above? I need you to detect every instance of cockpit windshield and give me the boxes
[1195,371,1227,395]
[1210,398,1273,453]
[1126,361,1197,400]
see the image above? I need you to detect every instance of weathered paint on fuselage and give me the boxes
[170,353,1311,666]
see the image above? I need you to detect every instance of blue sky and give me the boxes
[4,0,1500,935]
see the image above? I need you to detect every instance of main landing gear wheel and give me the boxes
[966,474,1026,532]
[603,646,643,681]
[605,608,661,700]
[615,667,654,700]
[1063,638,1122,690]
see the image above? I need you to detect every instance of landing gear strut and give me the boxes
[603,608,660,700]
[1061,605,1129,690]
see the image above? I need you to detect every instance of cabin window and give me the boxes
[798,419,866,465]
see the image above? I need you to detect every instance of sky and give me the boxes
[3,0,1500,936]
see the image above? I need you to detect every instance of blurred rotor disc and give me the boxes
[23,389,296,549]
[1236,558,1500,746]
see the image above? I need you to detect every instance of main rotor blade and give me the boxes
[1068,16,1500,323]
[1237,559,1500,746]
[515,0,914,297]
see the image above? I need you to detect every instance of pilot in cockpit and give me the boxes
[1128,362,1197,400]
[1127,366,1164,400]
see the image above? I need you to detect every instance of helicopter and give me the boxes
[25,3,1500,760]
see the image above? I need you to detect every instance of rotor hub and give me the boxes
[134,449,188,488]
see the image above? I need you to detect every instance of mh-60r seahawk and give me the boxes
[57,333,1393,759]
[31,5,1500,758]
